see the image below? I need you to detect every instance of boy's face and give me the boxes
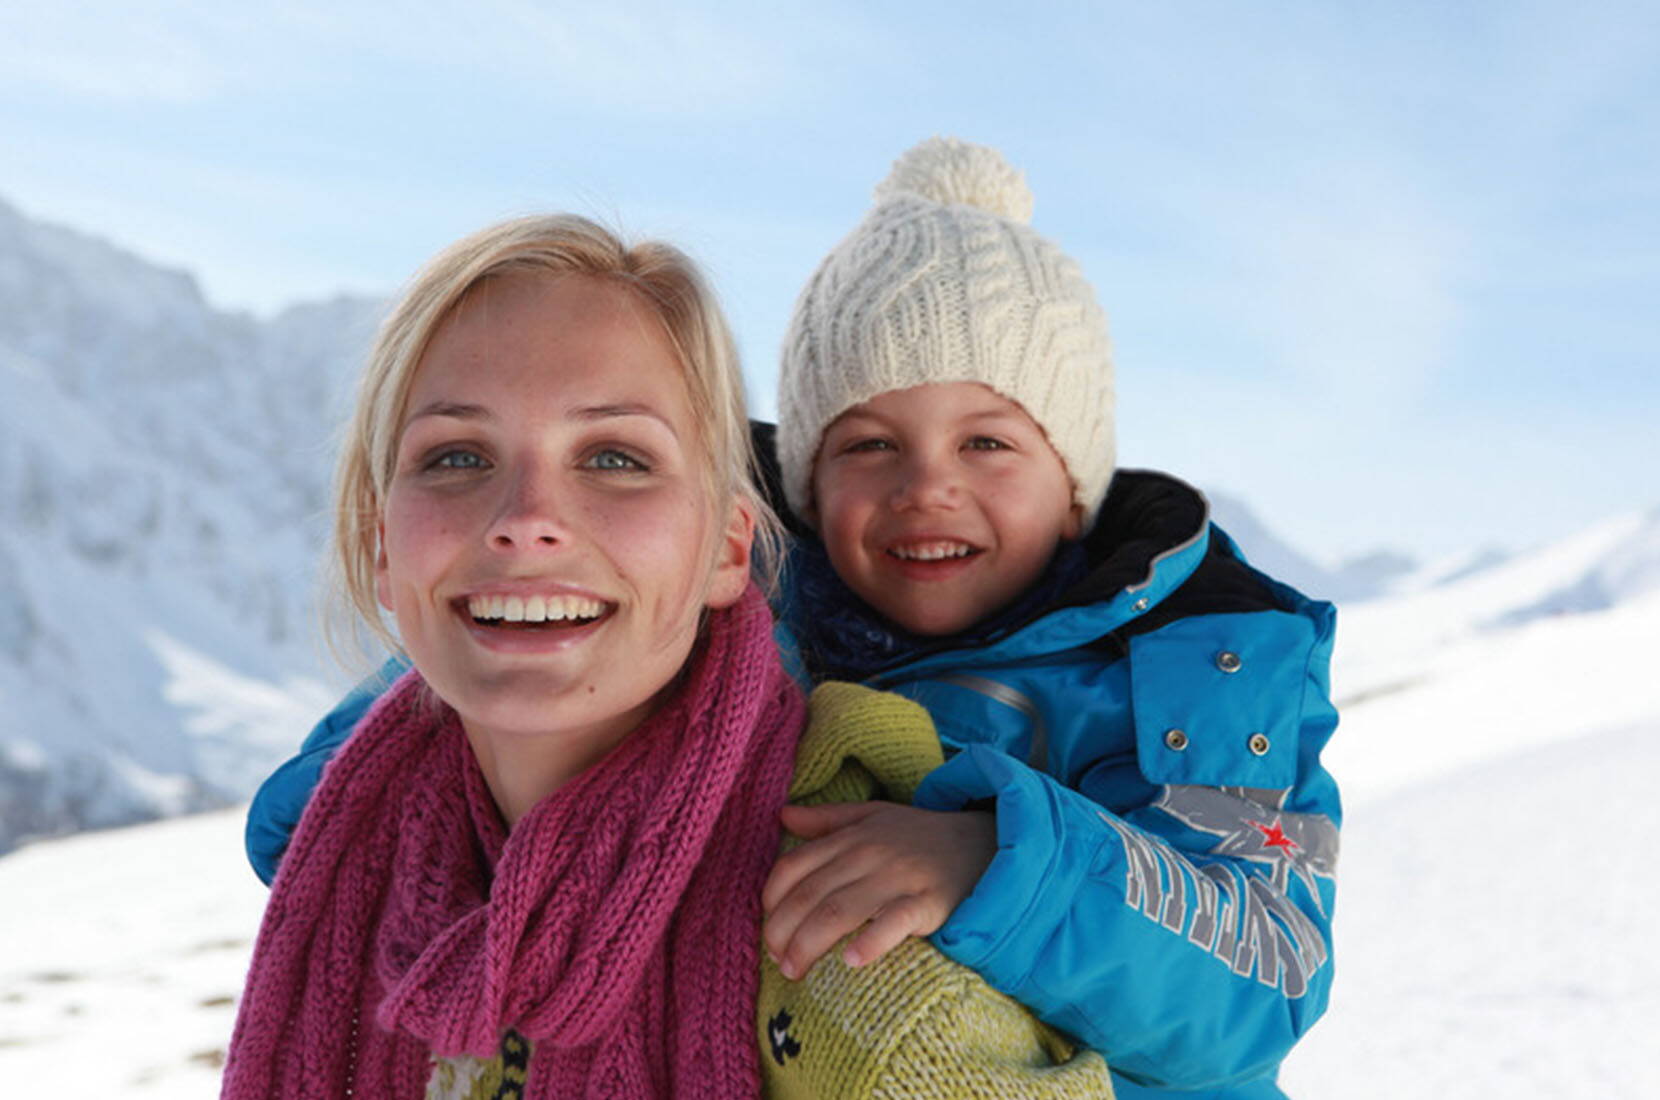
[809,382,1082,636]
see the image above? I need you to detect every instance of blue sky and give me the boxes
[3,1,1656,566]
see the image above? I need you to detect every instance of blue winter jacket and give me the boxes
[806,470,1342,1099]
[246,466,1339,1099]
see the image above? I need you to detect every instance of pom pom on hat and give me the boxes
[778,136,1115,530]
[873,136,1035,224]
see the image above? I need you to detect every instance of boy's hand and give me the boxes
[761,801,997,981]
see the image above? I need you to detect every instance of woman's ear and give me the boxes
[705,496,757,609]
[374,522,395,613]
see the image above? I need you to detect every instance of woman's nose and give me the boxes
[486,465,569,549]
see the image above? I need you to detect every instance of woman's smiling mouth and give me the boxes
[461,592,614,630]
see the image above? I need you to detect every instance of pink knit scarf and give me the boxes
[222,586,803,1098]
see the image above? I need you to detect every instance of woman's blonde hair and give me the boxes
[331,213,782,661]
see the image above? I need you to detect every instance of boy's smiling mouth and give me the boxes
[885,539,983,563]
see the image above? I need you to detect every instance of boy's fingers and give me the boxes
[778,800,883,838]
[843,897,929,969]
[773,880,889,981]
[762,837,882,953]
[762,826,861,913]
[762,802,887,913]
[763,803,992,979]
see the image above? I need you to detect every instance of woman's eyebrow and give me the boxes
[407,400,493,423]
[572,403,681,439]
[405,399,679,439]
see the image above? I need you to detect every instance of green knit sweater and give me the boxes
[757,682,1114,1098]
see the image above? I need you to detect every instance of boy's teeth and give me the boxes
[468,594,607,622]
[891,541,974,561]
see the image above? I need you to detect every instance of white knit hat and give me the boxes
[777,136,1115,526]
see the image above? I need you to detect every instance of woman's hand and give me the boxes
[760,801,997,981]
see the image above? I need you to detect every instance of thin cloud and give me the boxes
[1248,163,1470,417]
[0,1,887,116]
[0,5,235,103]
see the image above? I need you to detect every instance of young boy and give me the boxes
[248,139,1340,1099]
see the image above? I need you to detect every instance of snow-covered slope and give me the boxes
[0,808,266,1096]
[0,196,382,850]
[1326,506,1660,804]
[3,504,1657,1097]
[1279,717,1660,1098]
[1276,508,1660,1097]
[1207,491,1416,604]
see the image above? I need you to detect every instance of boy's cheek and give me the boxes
[809,484,863,552]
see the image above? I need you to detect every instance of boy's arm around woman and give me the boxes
[869,521,1341,1095]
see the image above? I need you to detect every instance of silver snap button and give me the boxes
[1132,597,1150,613]
[1164,728,1188,751]
[1216,651,1242,673]
[1247,733,1271,756]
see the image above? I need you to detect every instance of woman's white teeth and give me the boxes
[891,542,975,561]
[468,594,606,622]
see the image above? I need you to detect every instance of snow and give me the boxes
[1273,512,1660,1095]
[1208,490,1415,604]
[1327,587,1660,805]
[1279,721,1660,1098]
[0,197,381,851]
[3,510,1658,1096]
[146,630,337,796]
[0,809,266,1096]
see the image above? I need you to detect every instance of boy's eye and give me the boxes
[584,448,648,472]
[965,436,1008,451]
[843,437,894,454]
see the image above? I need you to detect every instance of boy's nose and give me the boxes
[487,466,570,549]
[891,454,963,511]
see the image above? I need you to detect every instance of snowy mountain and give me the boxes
[0,196,383,851]
[1315,504,1660,806]
[4,502,1657,1097]
[1206,491,1417,604]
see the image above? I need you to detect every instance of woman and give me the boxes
[222,215,804,1097]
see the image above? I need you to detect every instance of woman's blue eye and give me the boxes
[586,449,646,472]
[431,449,488,471]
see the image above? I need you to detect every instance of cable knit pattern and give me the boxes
[778,136,1115,527]
[222,584,803,1099]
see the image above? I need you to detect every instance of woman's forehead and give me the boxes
[408,275,688,415]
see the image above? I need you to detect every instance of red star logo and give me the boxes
[1248,818,1300,855]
